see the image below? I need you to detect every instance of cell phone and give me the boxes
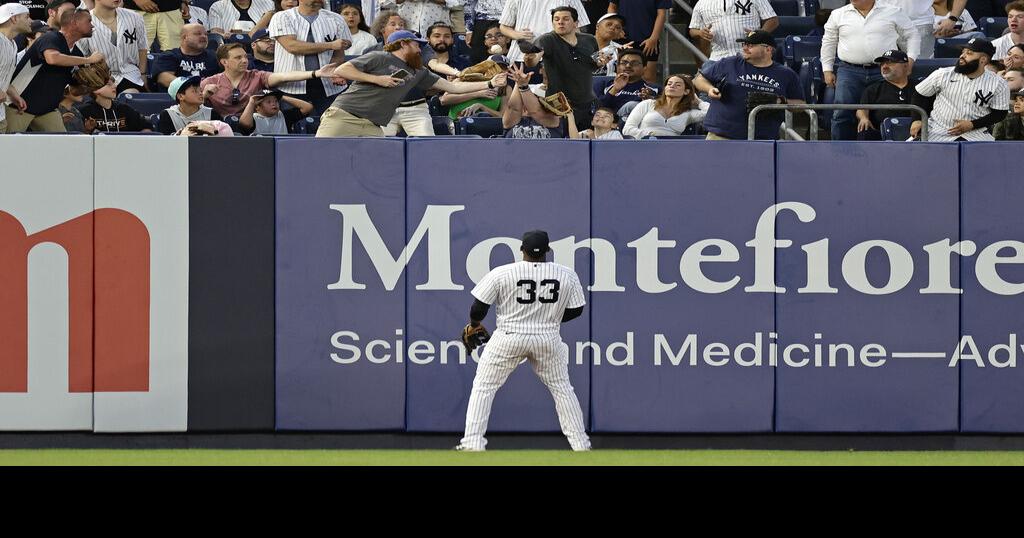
[391,69,411,80]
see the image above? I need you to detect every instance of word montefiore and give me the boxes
[326,202,1024,296]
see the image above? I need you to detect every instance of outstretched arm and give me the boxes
[469,299,490,326]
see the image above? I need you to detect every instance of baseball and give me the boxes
[489,44,502,54]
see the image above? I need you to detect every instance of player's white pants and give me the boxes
[460,330,590,451]
[381,102,434,136]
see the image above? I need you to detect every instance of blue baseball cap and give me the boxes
[386,30,427,46]
[251,29,271,41]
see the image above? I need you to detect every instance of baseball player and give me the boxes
[688,0,778,62]
[75,0,149,93]
[911,37,1010,141]
[456,230,590,452]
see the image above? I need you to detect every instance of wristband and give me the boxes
[487,80,493,89]
[310,70,317,79]
[947,15,959,21]
[518,85,529,91]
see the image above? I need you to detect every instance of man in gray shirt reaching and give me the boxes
[316,29,508,137]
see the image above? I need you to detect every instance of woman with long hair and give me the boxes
[623,74,708,138]
[339,3,376,55]
[250,0,299,37]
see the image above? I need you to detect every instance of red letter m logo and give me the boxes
[0,209,150,393]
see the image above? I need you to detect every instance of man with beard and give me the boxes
[316,29,506,136]
[855,49,920,140]
[427,21,468,72]
[1,3,32,133]
[7,9,103,132]
[249,28,275,71]
[152,23,221,91]
[594,48,658,119]
[269,0,351,115]
[911,37,1010,140]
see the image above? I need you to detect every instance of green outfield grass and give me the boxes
[0,449,1023,465]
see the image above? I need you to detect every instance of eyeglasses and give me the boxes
[230,88,240,105]
[484,33,501,40]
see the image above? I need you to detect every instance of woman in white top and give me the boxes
[932,0,986,40]
[340,3,378,56]
[623,74,708,138]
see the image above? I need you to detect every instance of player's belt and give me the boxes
[398,98,427,107]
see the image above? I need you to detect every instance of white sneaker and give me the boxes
[454,444,484,452]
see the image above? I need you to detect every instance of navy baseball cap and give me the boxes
[251,29,271,41]
[521,230,551,255]
[874,49,909,63]
[386,30,428,46]
[488,54,510,66]
[959,37,996,58]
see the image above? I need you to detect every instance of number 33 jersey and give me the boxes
[471,261,587,335]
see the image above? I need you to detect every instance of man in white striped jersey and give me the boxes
[911,36,1009,140]
[75,0,149,93]
[456,230,591,452]
[688,0,778,62]
[0,3,32,133]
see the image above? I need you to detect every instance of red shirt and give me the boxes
[201,69,273,116]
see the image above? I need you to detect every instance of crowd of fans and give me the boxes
[0,0,1021,139]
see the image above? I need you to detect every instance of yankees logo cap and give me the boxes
[521,230,551,255]
[959,37,996,58]
[874,49,910,64]
[0,3,29,24]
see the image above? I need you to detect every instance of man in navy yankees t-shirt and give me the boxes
[151,23,221,91]
[693,30,803,139]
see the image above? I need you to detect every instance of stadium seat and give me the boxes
[683,122,706,135]
[192,0,217,11]
[771,16,817,38]
[774,38,786,64]
[458,116,503,138]
[228,33,252,53]
[428,94,448,117]
[881,116,913,141]
[97,131,164,135]
[801,0,819,16]
[291,116,318,134]
[979,17,1008,39]
[911,58,956,82]
[147,113,160,131]
[934,37,973,58]
[784,35,822,70]
[798,60,817,103]
[432,115,455,135]
[224,115,242,132]
[118,92,175,116]
[643,135,706,139]
[146,53,157,78]
[771,0,800,17]
[207,32,224,51]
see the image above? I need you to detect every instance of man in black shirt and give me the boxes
[151,23,221,90]
[856,49,920,141]
[6,10,103,132]
[123,0,189,50]
[533,5,609,131]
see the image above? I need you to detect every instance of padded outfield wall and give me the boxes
[1,137,1022,433]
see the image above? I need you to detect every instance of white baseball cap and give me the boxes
[0,3,30,24]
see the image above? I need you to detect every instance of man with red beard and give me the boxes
[316,29,507,136]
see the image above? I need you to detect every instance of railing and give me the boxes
[748,103,930,141]
[661,0,709,79]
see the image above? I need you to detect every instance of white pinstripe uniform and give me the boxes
[380,0,464,38]
[269,7,351,95]
[188,5,212,31]
[459,260,590,451]
[0,34,17,128]
[992,34,1020,61]
[689,0,777,61]
[75,8,149,88]
[208,0,275,33]
[499,0,590,62]
[915,66,1010,141]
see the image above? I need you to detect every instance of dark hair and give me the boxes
[594,106,619,125]
[338,3,371,32]
[1011,44,1024,55]
[617,48,646,66]
[654,74,698,116]
[426,21,454,38]
[1006,0,1024,14]
[550,5,579,22]
[216,42,246,62]
[370,10,405,39]
[59,8,89,28]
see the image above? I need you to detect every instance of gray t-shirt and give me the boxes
[331,51,441,126]
[534,32,600,111]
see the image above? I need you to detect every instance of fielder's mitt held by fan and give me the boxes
[538,91,572,116]
[458,59,505,82]
[461,323,491,353]
[72,59,113,91]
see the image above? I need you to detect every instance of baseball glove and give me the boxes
[459,59,504,82]
[538,91,572,116]
[461,323,491,353]
[72,59,112,91]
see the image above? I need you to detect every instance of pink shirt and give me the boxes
[201,70,273,116]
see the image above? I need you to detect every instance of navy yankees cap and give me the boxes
[736,30,775,47]
[521,230,551,255]
[251,29,271,41]
[959,37,996,58]
[874,49,909,64]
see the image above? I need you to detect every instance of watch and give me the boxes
[947,15,959,21]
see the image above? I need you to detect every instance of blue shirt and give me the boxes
[152,48,223,91]
[700,54,803,140]
[609,0,672,43]
[594,78,661,114]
